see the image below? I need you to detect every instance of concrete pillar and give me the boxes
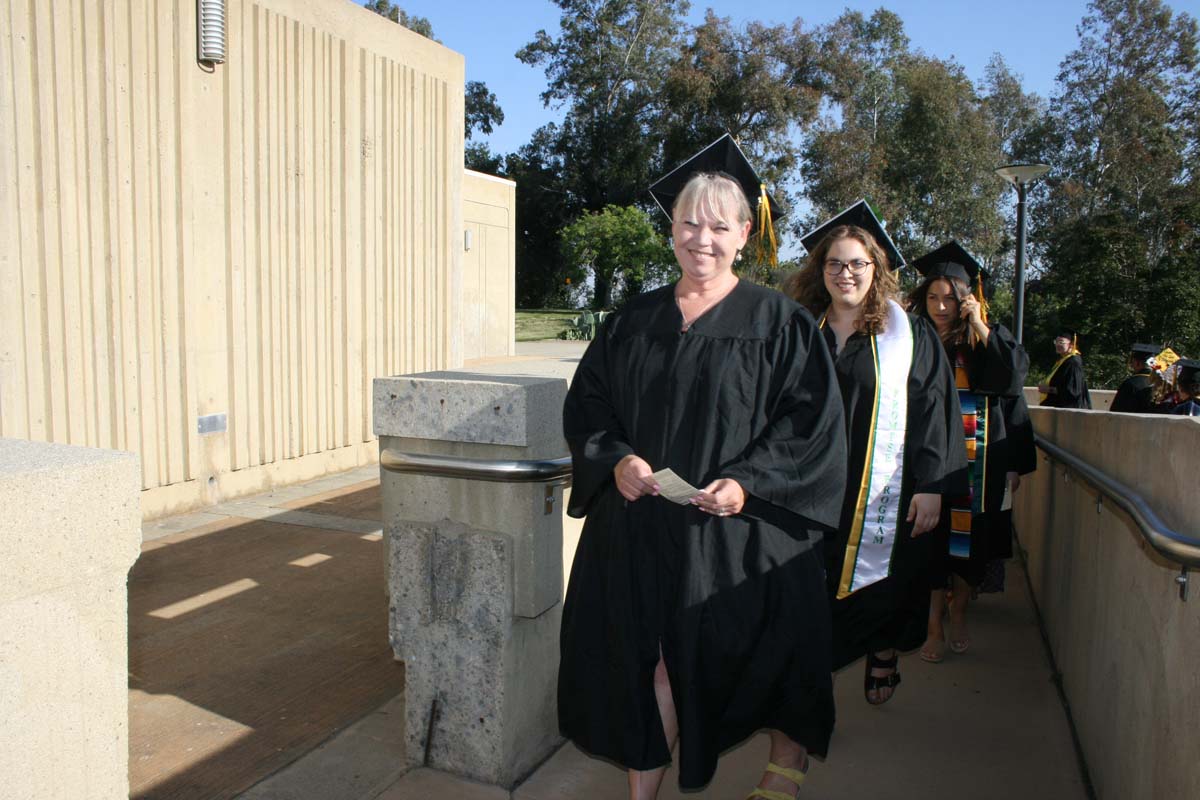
[373,372,567,788]
[0,439,141,800]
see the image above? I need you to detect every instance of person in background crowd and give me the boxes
[903,242,1028,661]
[784,201,965,707]
[1038,333,1091,409]
[1170,359,1200,416]
[1110,343,1160,413]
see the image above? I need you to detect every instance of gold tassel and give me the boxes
[754,183,778,267]
[974,276,989,325]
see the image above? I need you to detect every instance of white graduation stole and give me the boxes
[838,300,913,599]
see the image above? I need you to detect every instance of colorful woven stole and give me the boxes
[831,300,913,599]
[949,353,987,559]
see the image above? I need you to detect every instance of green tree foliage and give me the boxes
[1022,0,1200,385]
[506,126,582,309]
[363,1,434,38]
[660,11,823,209]
[364,3,504,145]
[465,81,504,139]
[559,205,674,309]
[801,10,1008,295]
[517,0,690,210]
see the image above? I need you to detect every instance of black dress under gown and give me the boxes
[818,311,966,670]
[559,281,847,790]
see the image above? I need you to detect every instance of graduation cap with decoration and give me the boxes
[911,240,990,323]
[649,133,784,266]
[1148,346,1180,373]
[799,199,905,271]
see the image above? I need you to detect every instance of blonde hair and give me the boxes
[671,172,752,227]
[781,225,899,335]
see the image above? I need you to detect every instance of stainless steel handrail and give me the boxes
[1035,434,1200,597]
[380,449,573,485]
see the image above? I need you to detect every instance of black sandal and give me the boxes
[864,651,901,705]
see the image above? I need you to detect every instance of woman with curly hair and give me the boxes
[783,202,965,706]
[904,242,1031,662]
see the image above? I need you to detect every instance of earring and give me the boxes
[735,250,743,263]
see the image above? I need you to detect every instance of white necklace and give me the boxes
[676,291,723,331]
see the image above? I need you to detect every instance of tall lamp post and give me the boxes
[995,163,1050,344]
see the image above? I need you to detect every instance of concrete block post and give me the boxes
[0,439,141,800]
[373,372,568,788]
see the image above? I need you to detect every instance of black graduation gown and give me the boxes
[931,324,1028,585]
[819,312,966,670]
[559,282,848,789]
[987,392,1039,562]
[1110,372,1155,413]
[1171,399,1200,416]
[1041,355,1091,409]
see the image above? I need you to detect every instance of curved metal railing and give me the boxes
[1035,434,1199,598]
[380,449,572,485]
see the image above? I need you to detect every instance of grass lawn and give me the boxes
[516,309,580,341]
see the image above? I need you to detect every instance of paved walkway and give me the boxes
[133,341,1088,799]
[217,471,1085,799]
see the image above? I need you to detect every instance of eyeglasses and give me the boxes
[823,258,873,276]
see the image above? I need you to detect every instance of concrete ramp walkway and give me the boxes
[376,556,1087,800]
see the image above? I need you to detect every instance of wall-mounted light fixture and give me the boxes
[197,0,227,64]
[464,229,474,252]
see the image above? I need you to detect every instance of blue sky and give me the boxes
[380,0,1200,155]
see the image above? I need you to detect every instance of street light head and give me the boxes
[995,163,1051,186]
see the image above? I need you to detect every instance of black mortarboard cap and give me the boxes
[799,199,905,270]
[1130,343,1160,357]
[1177,358,1200,383]
[648,133,784,225]
[911,241,986,286]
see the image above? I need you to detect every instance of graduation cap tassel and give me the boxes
[755,184,778,267]
[974,276,989,325]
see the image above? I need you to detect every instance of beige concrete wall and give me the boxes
[1022,387,1115,411]
[1013,409,1200,799]
[1,0,465,519]
[462,170,516,361]
[0,438,141,799]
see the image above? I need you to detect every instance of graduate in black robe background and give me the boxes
[1110,343,1160,413]
[784,202,966,707]
[1039,333,1092,409]
[903,242,1030,661]
[560,145,847,800]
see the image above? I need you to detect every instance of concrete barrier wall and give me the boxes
[0,438,141,799]
[1013,408,1200,799]
[0,0,468,518]
[1022,387,1115,411]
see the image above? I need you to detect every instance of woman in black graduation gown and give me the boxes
[1038,334,1092,408]
[783,203,965,706]
[903,243,1029,661]
[559,170,847,800]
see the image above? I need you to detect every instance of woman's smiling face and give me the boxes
[822,236,875,311]
[671,199,751,282]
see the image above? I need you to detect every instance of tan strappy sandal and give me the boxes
[746,759,808,800]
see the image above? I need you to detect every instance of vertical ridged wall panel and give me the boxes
[0,0,463,495]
